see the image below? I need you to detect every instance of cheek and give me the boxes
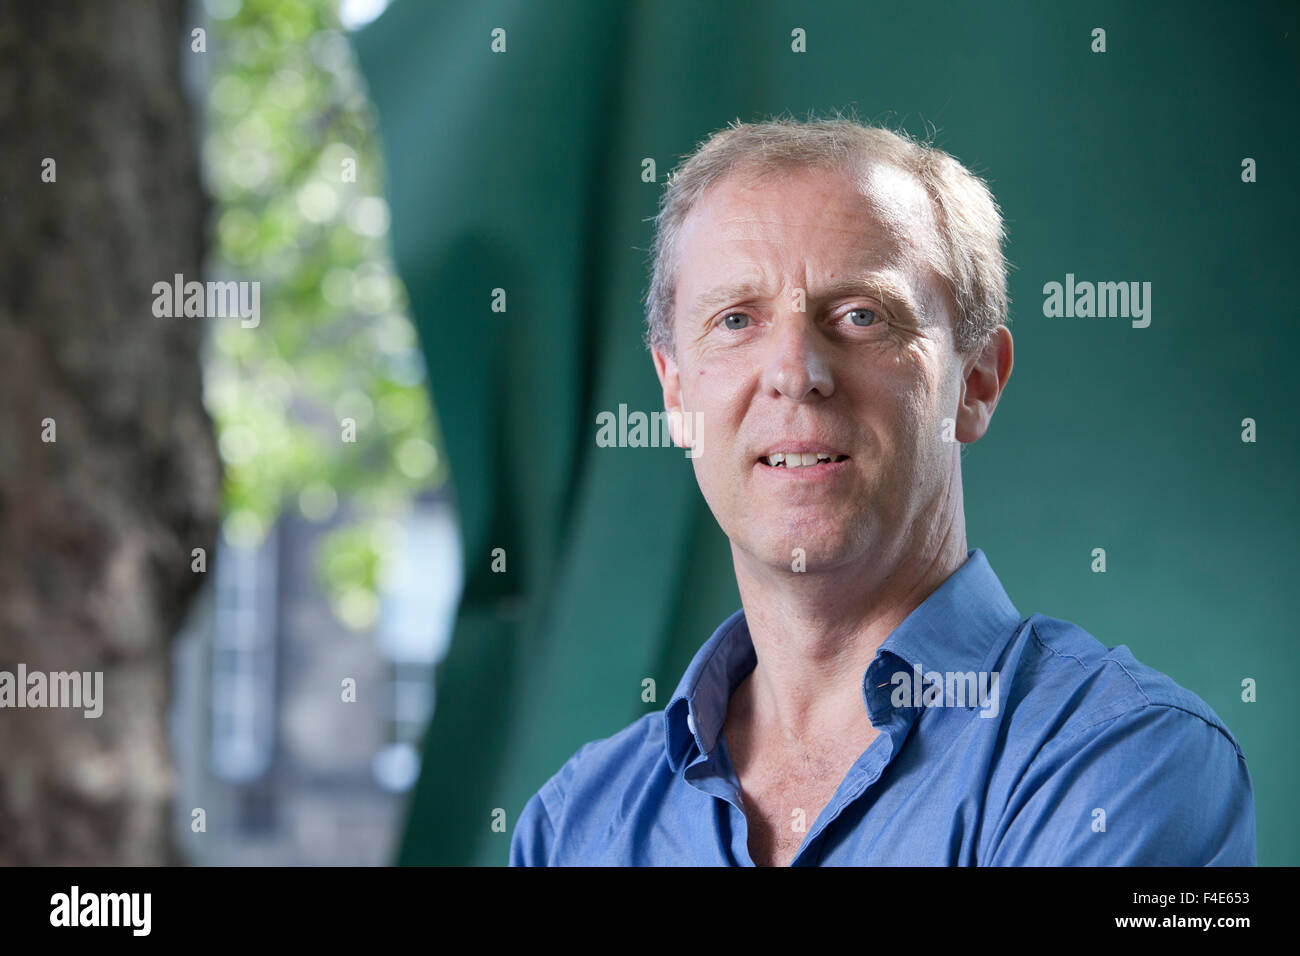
[903,379,957,476]
[862,366,941,465]
[680,360,746,426]
[890,346,947,420]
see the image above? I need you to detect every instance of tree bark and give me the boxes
[0,0,220,864]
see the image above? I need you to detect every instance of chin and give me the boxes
[736,535,853,574]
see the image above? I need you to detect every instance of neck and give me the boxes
[729,506,968,746]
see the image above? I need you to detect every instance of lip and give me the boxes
[756,441,848,458]
[754,457,852,480]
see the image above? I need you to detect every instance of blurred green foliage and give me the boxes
[202,0,444,630]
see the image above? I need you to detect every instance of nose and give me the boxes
[759,312,835,401]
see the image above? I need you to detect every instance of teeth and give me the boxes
[763,452,844,468]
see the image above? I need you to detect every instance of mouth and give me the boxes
[757,451,850,469]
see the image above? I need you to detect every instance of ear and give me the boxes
[955,325,1013,443]
[651,344,687,448]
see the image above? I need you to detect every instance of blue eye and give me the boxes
[721,312,751,330]
[846,307,880,326]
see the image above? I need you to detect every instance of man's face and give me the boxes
[652,163,978,575]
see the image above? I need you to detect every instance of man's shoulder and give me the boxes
[1011,612,1245,759]
[534,710,669,814]
[984,613,1256,865]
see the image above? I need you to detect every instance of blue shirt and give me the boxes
[510,548,1256,865]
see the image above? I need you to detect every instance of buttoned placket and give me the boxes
[680,706,752,864]
[783,657,923,866]
[679,652,923,866]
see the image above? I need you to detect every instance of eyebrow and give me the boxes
[691,271,925,321]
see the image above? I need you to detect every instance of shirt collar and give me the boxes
[663,547,1022,773]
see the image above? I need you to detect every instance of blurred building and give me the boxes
[169,491,460,865]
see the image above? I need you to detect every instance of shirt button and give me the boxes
[686,713,697,736]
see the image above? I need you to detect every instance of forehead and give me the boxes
[677,161,941,273]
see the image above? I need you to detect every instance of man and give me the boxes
[509,117,1256,866]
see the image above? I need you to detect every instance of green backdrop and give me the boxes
[353,0,1299,866]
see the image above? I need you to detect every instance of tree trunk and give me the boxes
[0,0,220,864]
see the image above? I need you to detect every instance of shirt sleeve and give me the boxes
[509,789,556,867]
[988,704,1257,866]
[508,741,594,866]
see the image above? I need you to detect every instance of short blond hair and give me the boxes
[643,113,1011,357]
